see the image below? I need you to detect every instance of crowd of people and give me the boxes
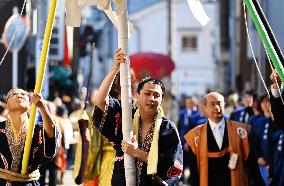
[178,71,284,186]
[0,49,284,186]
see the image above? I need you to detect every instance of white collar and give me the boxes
[208,118,225,131]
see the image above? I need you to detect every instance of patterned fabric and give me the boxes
[5,119,27,173]
[167,160,183,179]
[0,120,59,186]
[92,97,183,186]
[136,117,155,186]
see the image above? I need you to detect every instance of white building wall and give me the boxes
[129,0,218,97]
[129,3,168,54]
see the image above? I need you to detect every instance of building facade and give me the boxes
[128,0,218,98]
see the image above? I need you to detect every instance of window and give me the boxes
[182,36,198,50]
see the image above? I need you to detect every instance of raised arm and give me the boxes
[269,70,284,131]
[94,48,126,110]
[31,93,55,138]
[270,70,282,92]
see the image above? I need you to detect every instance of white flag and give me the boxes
[187,0,211,26]
[64,0,133,36]
[65,0,82,27]
[65,0,110,27]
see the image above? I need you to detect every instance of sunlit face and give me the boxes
[204,92,225,122]
[6,89,30,112]
[136,82,163,114]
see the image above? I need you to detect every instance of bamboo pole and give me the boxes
[117,0,136,185]
[21,0,58,174]
[244,0,284,83]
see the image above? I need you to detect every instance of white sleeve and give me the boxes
[271,84,283,98]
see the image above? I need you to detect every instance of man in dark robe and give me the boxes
[0,88,59,186]
[92,48,183,186]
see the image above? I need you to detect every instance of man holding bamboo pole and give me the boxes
[0,88,59,186]
[93,48,183,185]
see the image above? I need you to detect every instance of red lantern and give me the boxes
[130,52,175,81]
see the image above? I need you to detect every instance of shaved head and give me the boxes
[204,92,225,123]
[205,92,224,105]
